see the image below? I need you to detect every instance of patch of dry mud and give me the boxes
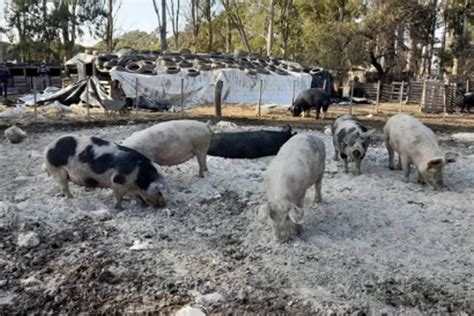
[0,122,473,314]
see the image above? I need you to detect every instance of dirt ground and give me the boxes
[0,115,473,314]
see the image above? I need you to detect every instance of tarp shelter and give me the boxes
[30,76,111,107]
[110,68,312,107]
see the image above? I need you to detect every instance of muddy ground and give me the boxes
[0,120,473,315]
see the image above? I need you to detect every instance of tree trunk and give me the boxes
[226,8,232,53]
[266,0,275,57]
[161,0,167,51]
[106,0,113,51]
[206,0,213,52]
[370,50,386,81]
[191,0,200,50]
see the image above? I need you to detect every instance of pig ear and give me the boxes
[427,157,445,169]
[288,205,304,225]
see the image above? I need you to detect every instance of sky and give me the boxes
[0,0,184,46]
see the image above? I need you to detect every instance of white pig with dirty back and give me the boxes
[332,114,375,174]
[43,135,169,209]
[383,113,447,189]
[122,120,212,177]
[260,133,326,242]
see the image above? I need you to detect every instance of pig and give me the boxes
[332,114,375,174]
[122,120,212,177]
[260,133,326,242]
[383,113,446,189]
[43,135,169,209]
[455,92,473,113]
[289,88,331,119]
[207,125,296,159]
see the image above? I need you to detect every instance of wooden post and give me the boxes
[33,78,37,120]
[399,81,405,112]
[291,80,296,104]
[443,83,448,117]
[466,79,470,93]
[135,77,139,114]
[349,80,355,114]
[375,80,381,114]
[322,79,327,91]
[256,79,263,116]
[86,77,90,119]
[181,78,184,117]
[419,79,427,112]
[215,80,223,119]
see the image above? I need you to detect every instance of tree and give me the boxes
[152,0,168,50]
[166,0,181,49]
[266,0,275,56]
[104,0,122,51]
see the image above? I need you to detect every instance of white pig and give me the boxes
[260,133,326,242]
[383,113,446,189]
[122,120,212,177]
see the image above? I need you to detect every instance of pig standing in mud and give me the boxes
[122,120,212,177]
[383,113,447,189]
[332,114,374,174]
[260,133,326,242]
[290,88,331,119]
[43,135,169,209]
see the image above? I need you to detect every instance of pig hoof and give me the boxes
[388,165,395,170]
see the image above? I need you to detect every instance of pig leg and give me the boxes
[314,179,323,203]
[196,151,208,177]
[416,170,426,185]
[397,154,402,170]
[315,106,321,119]
[401,155,411,183]
[53,168,73,198]
[386,142,395,170]
[333,148,340,161]
[355,158,362,175]
[111,186,127,210]
[342,157,349,173]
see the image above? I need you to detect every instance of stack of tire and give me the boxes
[93,48,310,78]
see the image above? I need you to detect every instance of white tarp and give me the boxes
[110,68,312,107]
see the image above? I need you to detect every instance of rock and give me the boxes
[89,209,113,221]
[195,292,225,307]
[4,125,27,144]
[17,231,40,248]
[0,202,18,230]
[129,239,153,251]
[175,306,206,316]
[20,276,43,287]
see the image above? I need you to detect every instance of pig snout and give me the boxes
[352,149,361,158]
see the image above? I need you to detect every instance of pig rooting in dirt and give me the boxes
[122,120,212,178]
[332,114,375,174]
[44,135,169,209]
[383,113,447,190]
[261,133,326,242]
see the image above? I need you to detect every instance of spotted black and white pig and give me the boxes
[332,114,374,174]
[207,124,296,159]
[43,135,169,209]
[290,88,331,119]
[122,120,212,177]
[260,133,326,242]
[455,92,473,113]
[383,113,446,189]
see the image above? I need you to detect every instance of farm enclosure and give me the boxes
[0,121,473,314]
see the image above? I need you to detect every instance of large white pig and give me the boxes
[383,113,446,189]
[43,135,169,209]
[260,133,326,242]
[122,120,212,177]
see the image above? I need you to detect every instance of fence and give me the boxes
[7,65,63,94]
